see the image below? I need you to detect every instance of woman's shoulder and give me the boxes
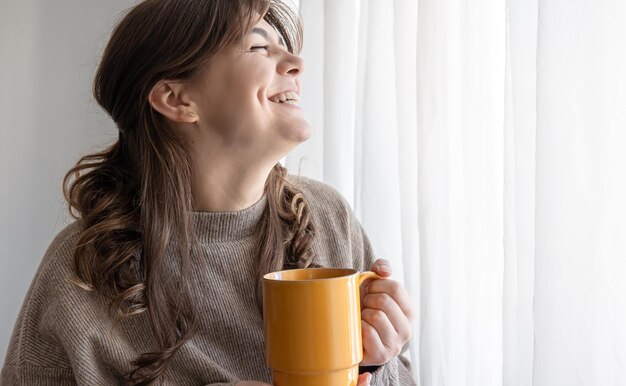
[285,175,372,270]
[287,174,357,234]
[48,220,83,254]
[287,174,350,211]
[15,219,110,326]
[40,221,83,274]
[3,220,93,370]
[21,220,85,308]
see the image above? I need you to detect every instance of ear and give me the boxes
[148,80,198,123]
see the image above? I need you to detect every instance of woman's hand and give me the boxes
[358,372,373,385]
[360,258,416,366]
[236,373,372,386]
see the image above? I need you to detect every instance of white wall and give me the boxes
[0,0,135,365]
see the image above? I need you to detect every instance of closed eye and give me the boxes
[250,45,270,52]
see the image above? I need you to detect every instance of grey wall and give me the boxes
[0,0,135,365]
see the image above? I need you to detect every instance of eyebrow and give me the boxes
[250,27,286,47]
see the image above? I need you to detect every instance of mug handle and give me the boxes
[358,271,383,288]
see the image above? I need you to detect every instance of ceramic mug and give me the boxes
[263,267,382,386]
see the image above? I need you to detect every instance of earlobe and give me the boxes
[148,80,198,123]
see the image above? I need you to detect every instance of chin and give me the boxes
[285,121,312,143]
[274,125,311,159]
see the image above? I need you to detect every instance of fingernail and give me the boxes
[367,373,373,383]
[379,264,391,273]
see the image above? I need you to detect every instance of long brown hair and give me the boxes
[63,1,317,384]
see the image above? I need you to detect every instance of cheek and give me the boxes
[202,64,275,143]
[219,62,271,113]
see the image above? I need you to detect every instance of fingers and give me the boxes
[360,258,392,304]
[357,372,372,386]
[365,278,416,324]
[361,319,389,365]
[362,292,412,343]
[361,307,402,359]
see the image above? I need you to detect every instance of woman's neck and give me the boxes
[191,161,273,212]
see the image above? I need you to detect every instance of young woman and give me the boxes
[0,0,416,385]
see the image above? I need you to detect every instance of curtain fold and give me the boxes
[504,0,537,385]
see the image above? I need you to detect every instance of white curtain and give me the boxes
[290,0,626,385]
[534,0,626,385]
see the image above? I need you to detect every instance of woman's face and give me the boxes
[184,17,309,163]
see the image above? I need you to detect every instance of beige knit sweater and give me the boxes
[1,176,416,385]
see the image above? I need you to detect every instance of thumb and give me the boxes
[370,258,392,278]
[357,372,372,386]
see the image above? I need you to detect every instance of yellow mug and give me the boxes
[263,268,382,386]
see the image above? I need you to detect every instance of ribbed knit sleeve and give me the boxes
[0,365,75,385]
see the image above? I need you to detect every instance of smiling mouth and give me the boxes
[268,98,303,110]
[268,90,301,107]
[271,99,300,106]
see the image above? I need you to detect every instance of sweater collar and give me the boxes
[189,194,268,243]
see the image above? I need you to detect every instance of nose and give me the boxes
[277,51,304,77]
